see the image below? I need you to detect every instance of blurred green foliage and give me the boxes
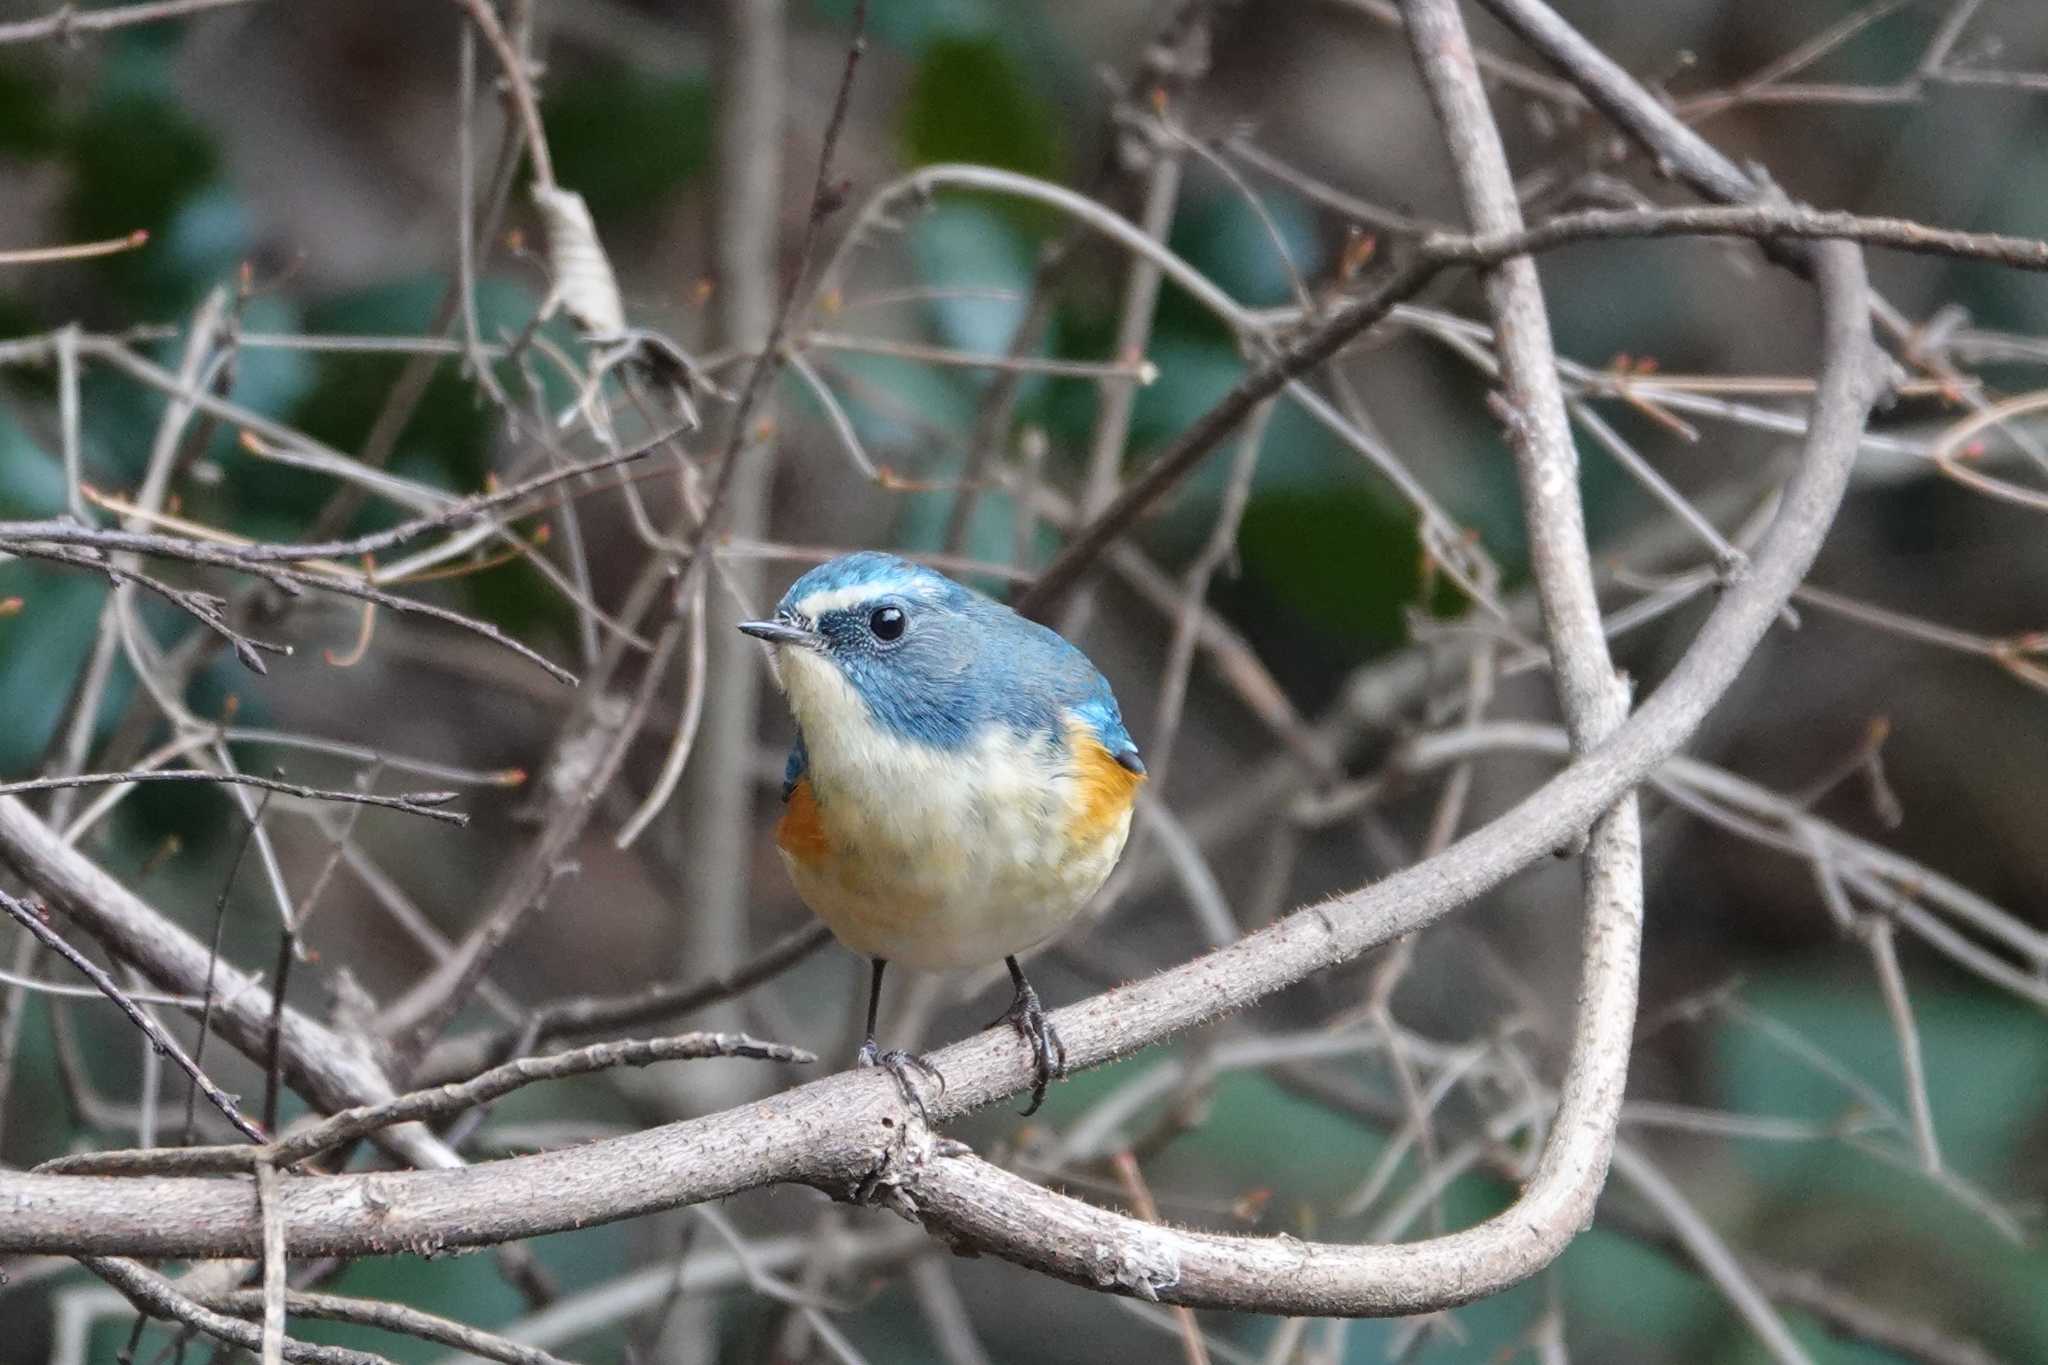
[546,65,713,228]
[904,36,1064,183]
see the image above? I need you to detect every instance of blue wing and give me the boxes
[993,608,1144,773]
[781,731,809,802]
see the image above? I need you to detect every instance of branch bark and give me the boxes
[0,236,1876,1300]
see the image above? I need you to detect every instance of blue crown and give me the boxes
[774,551,972,617]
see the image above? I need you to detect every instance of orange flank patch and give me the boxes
[1069,732,1144,845]
[777,776,832,865]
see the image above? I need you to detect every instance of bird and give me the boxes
[739,551,1144,1115]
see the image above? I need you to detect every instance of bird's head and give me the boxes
[738,552,1005,750]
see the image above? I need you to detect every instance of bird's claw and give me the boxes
[992,979,1067,1117]
[856,1039,944,1120]
[849,1042,967,1210]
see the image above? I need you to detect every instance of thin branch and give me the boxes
[0,889,265,1143]
[1609,1143,1814,1365]
[259,1159,288,1365]
[0,769,466,825]
[0,795,459,1170]
[0,0,253,45]
[1746,1257,2006,1365]
[43,1031,813,1176]
[614,562,709,847]
[1428,203,2048,273]
[79,1255,394,1365]
[0,444,653,567]
[0,229,150,265]
[0,965,205,1007]
[1859,916,1943,1173]
[411,920,833,1085]
[448,0,554,188]
[191,1285,575,1365]
[2,526,581,686]
[1112,1148,1213,1365]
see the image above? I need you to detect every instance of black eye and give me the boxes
[869,605,906,641]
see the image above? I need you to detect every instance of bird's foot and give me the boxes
[856,1038,945,1121]
[990,979,1067,1117]
[850,1041,966,1210]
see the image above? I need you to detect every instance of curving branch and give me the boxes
[0,235,1876,1303]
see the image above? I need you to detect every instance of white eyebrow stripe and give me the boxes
[793,580,927,618]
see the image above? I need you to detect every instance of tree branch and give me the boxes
[44,1032,814,1176]
[0,234,1875,1290]
[79,1254,393,1365]
[0,890,265,1143]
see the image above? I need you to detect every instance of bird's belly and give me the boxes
[783,842,1114,970]
[780,735,1131,970]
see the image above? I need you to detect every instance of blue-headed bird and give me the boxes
[739,552,1144,1114]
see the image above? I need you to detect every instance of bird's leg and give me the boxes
[854,958,944,1117]
[991,955,1067,1116]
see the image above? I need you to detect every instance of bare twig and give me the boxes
[1859,914,1945,1173]
[1609,1143,1813,1365]
[258,1159,288,1365]
[0,769,466,825]
[0,0,253,45]
[413,920,832,1086]
[1112,1149,1212,1365]
[0,889,265,1143]
[192,1285,575,1365]
[0,229,149,265]
[79,1255,393,1365]
[448,0,553,189]
[1746,1257,2006,1365]
[44,1031,813,1176]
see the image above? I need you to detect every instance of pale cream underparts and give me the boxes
[773,645,1131,970]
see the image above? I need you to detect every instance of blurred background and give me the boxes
[1,1,2046,1361]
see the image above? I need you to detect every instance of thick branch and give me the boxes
[0,238,1875,1283]
[1404,0,1627,747]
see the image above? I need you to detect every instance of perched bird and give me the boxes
[740,552,1144,1114]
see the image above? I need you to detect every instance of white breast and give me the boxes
[775,649,1129,970]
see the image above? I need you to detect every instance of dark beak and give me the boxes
[737,619,823,650]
